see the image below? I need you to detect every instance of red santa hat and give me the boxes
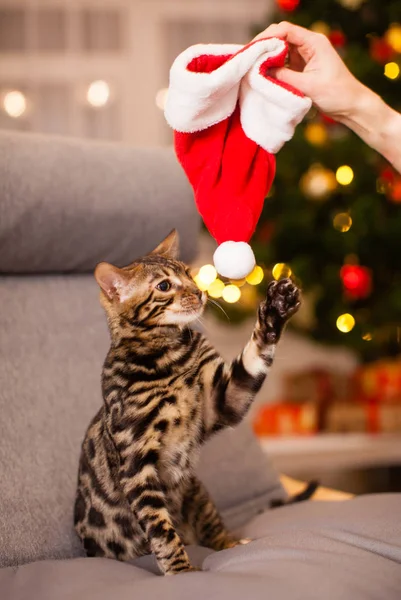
[164,37,311,280]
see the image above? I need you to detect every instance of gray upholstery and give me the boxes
[0,132,285,569]
[0,131,199,272]
[3,131,400,599]
[1,495,401,599]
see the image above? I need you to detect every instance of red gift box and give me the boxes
[253,402,318,437]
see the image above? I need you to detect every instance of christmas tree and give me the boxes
[197,0,401,363]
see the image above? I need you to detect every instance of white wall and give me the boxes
[0,0,273,145]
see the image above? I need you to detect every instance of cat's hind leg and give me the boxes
[181,476,246,551]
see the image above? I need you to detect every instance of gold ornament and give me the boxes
[304,122,328,146]
[333,212,352,232]
[300,164,337,200]
[386,24,401,53]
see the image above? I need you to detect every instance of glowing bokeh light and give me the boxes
[87,80,110,107]
[272,263,292,280]
[222,284,241,303]
[3,90,27,118]
[336,313,355,333]
[336,165,354,186]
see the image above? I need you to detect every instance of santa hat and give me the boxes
[164,37,311,280]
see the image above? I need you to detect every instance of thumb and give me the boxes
[270,67,309,96]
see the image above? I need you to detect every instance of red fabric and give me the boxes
[174,105,275,244]
[174,40,295,246]
[187,54,232,73]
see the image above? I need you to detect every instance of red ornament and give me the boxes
[341,265,372,300]
[369,38,395,64]
[390,179,401,203]
[329,30,346,48]
[276,0,300,12]
[379,167,401,202]
[380,166,396,184]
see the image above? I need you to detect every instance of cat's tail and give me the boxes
[270,480,319,508]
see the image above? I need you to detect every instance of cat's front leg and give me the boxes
[206,278,300,432]
[114,441,196,575]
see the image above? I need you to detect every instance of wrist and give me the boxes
[337,82,380,130]
[338,85,401,171]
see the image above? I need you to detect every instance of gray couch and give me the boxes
[0,131,400,599]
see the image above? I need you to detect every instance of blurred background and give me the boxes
[1,0,401,494]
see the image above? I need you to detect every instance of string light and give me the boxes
[384,62,400,80]
[336,165,354,186]
[222,284,241,303]
[300,164,337,200]
[3,90,27,118]
[362,332,373,341]
[333,212,352,232]
[385,24,401,53]
[87,81,110,107]
[229,278,246,288]
[207,279,225,298]
[311,21,331,35]
[304,122,328,146]
[246,266,264,285]
[194,275,209,292]
[336,313,355,333]
[272,263,292,280]
[155,88,169,110]
[197,264,217,287]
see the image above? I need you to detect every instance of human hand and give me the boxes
[253,22,366,122]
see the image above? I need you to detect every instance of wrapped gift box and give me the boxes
[327,401,401,433]
[353,360,401,403]
[253,402,318,437]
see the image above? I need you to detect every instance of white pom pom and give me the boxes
[213,241,256,279]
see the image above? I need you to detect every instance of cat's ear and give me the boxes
[148,229,180,260]
[94,262,130,301]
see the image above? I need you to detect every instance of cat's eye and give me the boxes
[157,280,171,292]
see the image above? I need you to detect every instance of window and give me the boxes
[80,9,122,52]
[36,9,67,52]
[0,9,26,53]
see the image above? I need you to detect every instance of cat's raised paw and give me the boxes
[266,278,301,321]
[258,279,301,342]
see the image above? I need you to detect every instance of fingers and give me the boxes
[270,66,307,91]
[254,21,317,46]
[253,21,328,63]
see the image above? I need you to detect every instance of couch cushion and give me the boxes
[0,274,285,568]
[1,495,400,600]
[0,131,199,273]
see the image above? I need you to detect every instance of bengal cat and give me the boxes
[74,230,301,575]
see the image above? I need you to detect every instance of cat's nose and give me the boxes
[195,288,203,300]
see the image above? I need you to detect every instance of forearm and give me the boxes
[339,85,401,173]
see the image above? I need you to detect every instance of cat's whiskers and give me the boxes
[207,297,230,322]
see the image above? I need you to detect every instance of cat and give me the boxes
[74,229,301,575]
